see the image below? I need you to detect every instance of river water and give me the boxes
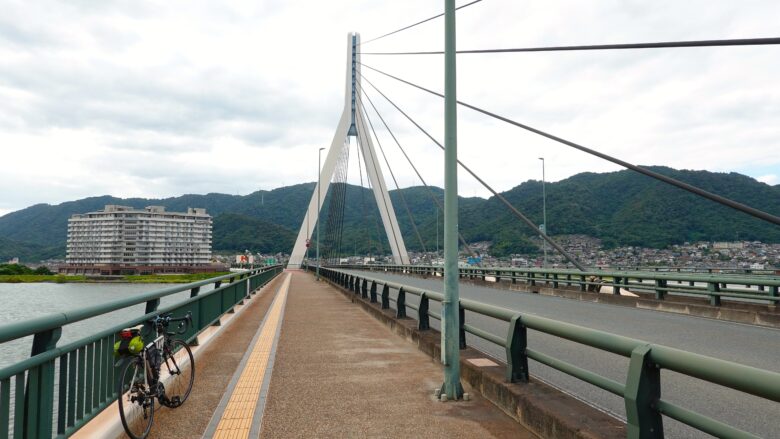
[0,282,214,370]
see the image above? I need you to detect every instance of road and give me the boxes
[345,270,780,439]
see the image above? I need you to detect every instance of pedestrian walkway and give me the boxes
[153,270,534,438]
[206,272,291,438]
[259,270,532,438]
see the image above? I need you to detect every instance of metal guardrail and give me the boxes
[314,265,780,439]
[604,265,778,276]
[339,264,780,306]
[0,265,282,438]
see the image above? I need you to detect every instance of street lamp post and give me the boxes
[538,157,547,268]
[317,147,325,280]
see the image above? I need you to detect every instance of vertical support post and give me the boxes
[654,279,667,300]
[25,327,62,438]
[361,279,368,299]
[458,304,466,349]
[580,275,587,291]
[190,286,200,298]
[707,282,722,306]
[381,284,390,309]
[317,147,325,280]
[145,298,160,315]
[419,293,430,330]
[613,277,622,295]
[396,288,407,318]
[506,315,529,382]
[625,345,663,439]
[370,281,377,303]
[441,0,463,401]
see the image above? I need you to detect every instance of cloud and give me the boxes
[0,0,779,217]
[757,174,778,185]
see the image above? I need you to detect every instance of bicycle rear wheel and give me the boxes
[160,339,195,408]
[117,357,155,439]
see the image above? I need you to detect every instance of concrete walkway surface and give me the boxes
[145,270,533,438]
[259,270,533,438]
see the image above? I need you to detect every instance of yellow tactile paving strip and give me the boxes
[212,273,291,439]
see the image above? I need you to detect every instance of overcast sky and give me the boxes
[1,0,779,217]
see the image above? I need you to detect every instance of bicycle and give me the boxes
[116,312,196,439]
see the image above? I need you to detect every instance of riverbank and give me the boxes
[0,272,231,283]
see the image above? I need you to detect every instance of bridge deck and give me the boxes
[342,269,780,439]
[150,270,531,438]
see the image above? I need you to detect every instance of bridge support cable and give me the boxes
[358,82,479,259]
[360,63,780,227]
[359,0,484,47]
[359,73,587,270]
[321,150,335,262]
[359,36,780,55]
[326,144,349,263]
[355,101,404,260]
[358,96,427,253]
[334,142,351,262]
[354,134,373,258]
[322,141,350,263]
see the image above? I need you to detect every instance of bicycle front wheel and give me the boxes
[117,357,155,439]
[160,339,195,408]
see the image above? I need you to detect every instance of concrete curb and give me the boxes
[322,275,626,439]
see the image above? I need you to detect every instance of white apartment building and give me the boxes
[65,205,212,273]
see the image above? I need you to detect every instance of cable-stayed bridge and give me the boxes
[1,2,779,438]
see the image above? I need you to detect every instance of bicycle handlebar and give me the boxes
[150,311,192,335]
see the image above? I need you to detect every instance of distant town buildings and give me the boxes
[403,235,779,272]
[505,236,779,271]
[61,205,214,275]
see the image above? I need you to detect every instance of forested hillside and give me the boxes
[1,167,777,261]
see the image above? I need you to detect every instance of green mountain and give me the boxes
[464,167,780,255]
[0,167,778,262]
[212,214,296,254]
[0,237,64,263]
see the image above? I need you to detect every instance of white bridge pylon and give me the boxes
[287,32,410,268]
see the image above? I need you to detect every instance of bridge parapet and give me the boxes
[0,265,283,438]
[334,263,780,306]
[313,265,780,439]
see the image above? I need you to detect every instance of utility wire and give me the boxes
[360,0,484,46]
[359,72,587,270]
[360,63,780,227]
[359,36,780,55]
[358,82,479,259]
[358,95,428,253]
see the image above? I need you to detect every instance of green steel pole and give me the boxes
[317,147,325,280]
[540,157,547,268]
[441,0,464,400]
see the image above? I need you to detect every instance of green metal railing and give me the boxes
[0,265,282,438]
[314,265,780,439]
[340,263,780,306]
[605,265,778,276]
